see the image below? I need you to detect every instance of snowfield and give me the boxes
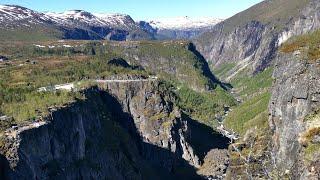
[147,16,223,30]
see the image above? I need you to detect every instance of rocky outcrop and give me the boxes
[101,80,202,169]
[269,51,320,179]
[197,149,229,179]
[0,80,230,179]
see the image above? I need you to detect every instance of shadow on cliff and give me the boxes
[0,154,12,180]
[182,113,230,161]
[188,43,233,90]
[96,88,205,180]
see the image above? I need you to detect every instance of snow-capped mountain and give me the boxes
[93,13,137,29]
[45,10,103,26]
[0,4,221,41]
[147,16,223,30]
[138,16,222,40]
[44,10,137,29]
[0,5,50,27]
[0,5,150,40]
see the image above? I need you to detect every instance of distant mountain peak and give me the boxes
[43,10,135,28]
[147,16,223,30]
[0,4,49,25]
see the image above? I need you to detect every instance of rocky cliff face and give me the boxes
[269,51,320,179]
[0,80,230,179]
[100,81,202,169]
[194,0,320,74]
[195,21,272,73]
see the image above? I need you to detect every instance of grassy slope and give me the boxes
[0,25,63,42]
[280,29,320,62]
[230,67,273,100]
[224,92,270,135]
[212,63,236,80]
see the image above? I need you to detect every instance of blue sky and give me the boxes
[1,0,263,20]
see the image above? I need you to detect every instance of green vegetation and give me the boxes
[176,86,236,128]
[224,92,271,135]
[304,108,320,122]
[156,80,237,128]
[304,143,320,161]
[0,25,62,42]
[300,111,320,162]
[212,63,236,79]
[281,29,320,62]
[0,42,150,124]
[230,67,273,99]
[0,137,5,159]
[0,41,107,59]
[219,66,273,135]
[2,91,83,122]
[149,112,168,121]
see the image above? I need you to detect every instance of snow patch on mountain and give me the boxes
[43,10,136,29]
[45,10,105,26]
[148,16,223,30]
[0,5,48,22]
[94,13,135,25]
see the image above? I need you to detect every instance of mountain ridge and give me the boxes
[0,4,221,41]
